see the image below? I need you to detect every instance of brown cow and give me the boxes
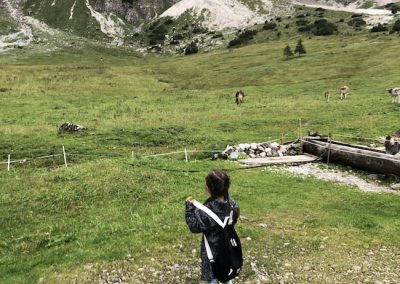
[324,90,331,102]
[384,130,400,155]
[235,90,245,105]
[340,86,349,100]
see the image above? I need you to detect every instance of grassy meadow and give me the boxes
[1,30,400,283]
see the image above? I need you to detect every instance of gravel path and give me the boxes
[283,163,399,194]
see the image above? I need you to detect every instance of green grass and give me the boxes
[0,10,18,35]
[1,28,400,283]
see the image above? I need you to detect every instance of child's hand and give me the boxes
[186,196,196,203]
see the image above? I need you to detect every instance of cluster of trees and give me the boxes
[228,30,258,48]
[296,18,338,36]
[371,19,400,33]
[284,39,306,58]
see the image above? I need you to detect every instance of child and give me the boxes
[185,169,240,284]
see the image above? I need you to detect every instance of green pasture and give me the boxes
[1,31,400,283]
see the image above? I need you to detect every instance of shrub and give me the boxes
[371,23,387,32]
[390,19,400,33]
[312,19,338,36]
[348,17,366,28]
[173,34,184,40]
[263,22,277,30]
[296,19,309,26]
[385,3,400,14]
[228,30,258,47]
[148,23,167,44]
[184,42,198,55]
[211,33,223,39]
[193,26,207,34]
[298,25,312,32]
[164,18,174,25]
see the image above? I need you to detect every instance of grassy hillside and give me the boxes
[24,0,107,40]
[0,10,19,35]
[1,30,400,283]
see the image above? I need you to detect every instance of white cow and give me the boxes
[339,86,349,100]
[387,87,400,104]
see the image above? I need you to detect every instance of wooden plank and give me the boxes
[239,154,318,166]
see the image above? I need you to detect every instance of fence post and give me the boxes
[184,148,188,162]
[132,151,134,161]
[7,154,10,172]
[62,146,68,168]
[327,134,332,167]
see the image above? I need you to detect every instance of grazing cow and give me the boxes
[324,90,331,102]
[10,74,18,81]
[340,86,349,99]
[384,130,400,155]
[387,87,400,104]
[235,90,245,105]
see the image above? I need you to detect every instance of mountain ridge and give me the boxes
[0,0,398,53]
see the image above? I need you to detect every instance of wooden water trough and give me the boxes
[302,137,400,176]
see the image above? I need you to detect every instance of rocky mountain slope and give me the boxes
[0,0,398,53]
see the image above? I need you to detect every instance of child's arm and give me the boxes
[185,200,211,233]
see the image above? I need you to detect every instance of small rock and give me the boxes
[270,142,279,150]
[246,237,252,241]
[250,143,258,150]
[229,151,239,159]
[258,223,268,228]
[390,183,400,191]
[368,174,379,180]
[353,265,362,273]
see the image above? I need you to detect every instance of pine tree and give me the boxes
[283,45,294,58]
[294,39,306,57]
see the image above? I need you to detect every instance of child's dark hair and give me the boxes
[205,169,239,224]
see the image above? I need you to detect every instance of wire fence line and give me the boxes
[0,145,230,172]
[1,131,396,172]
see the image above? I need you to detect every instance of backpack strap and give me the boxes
[192,200,229,228]
[203,234,214,262]
[193,200,231,262]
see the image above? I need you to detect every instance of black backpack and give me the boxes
[193,201,243,282]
